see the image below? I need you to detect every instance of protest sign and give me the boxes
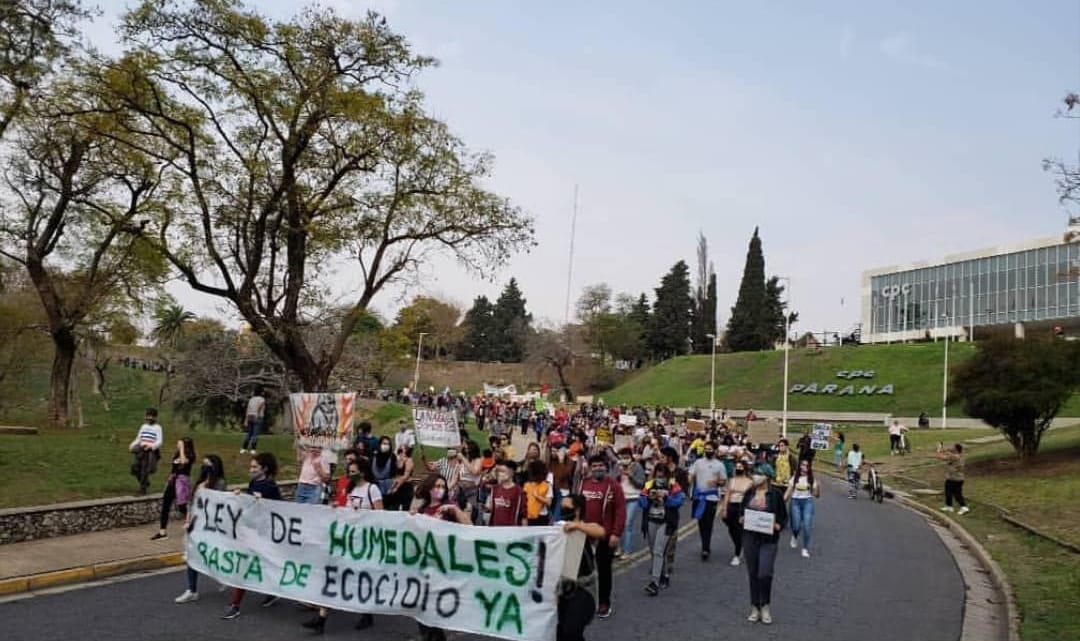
[810,423,833,451]
[743,509,776,535]
[686,418,706,433]
[595,426,612,445]
[291,393,355,450]
[483,383,518,397]
[618,413,637,427]
[613,435,633,452]
[186,490,580,641]
[414,408,461,448]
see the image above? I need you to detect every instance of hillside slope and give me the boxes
[604,342,1080,417]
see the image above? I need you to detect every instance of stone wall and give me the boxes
[0,482,297,545]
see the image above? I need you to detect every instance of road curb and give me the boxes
[896,495,1021,641]
[0,552,185,597]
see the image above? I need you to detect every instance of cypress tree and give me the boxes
[725,228,769,351]
[491,278,532,362]
[459,296,495,361]
[647,261,693,360]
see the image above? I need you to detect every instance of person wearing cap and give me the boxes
[738,462,788,625]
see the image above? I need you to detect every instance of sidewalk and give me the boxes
[0,521,185,595]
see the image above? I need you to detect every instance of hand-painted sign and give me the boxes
[414,408,461,448]
[291,393,355,450]
[186,491,581,641]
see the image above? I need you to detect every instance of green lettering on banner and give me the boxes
[244,555,263,582]
[207,545,220,571]
[197,541,209,566]
[280,561,312,588]
[447,535,475,573]
[401,531,422,566]
[475,589,503,628]
[328,521,349,558]
[368,527,385,561]
[384,529,398,564]
[504,541,533,587]
[421,531,448,574]
[474,540,501,579]
[497,593,523,635]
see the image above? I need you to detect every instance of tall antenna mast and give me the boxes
[564,184,579,326]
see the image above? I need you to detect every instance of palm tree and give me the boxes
[152,302,195,348]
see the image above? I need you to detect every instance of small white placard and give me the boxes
[744,508,776,535]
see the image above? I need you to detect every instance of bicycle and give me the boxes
[865,462,884,503]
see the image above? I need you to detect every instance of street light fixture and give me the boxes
[707,333,717,420]
[779,276,792,439]
[413,332,428,393]
[941,315,949,430]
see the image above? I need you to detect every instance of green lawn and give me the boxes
[604,342,1080,417]
[886,424,1080,641]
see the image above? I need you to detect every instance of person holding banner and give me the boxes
[739,462,787,625]
[556,494,604,641]
[222,453,282,620]
[294,446,330,505]
[411,474,470,641]
[580,454,626,619]
[174,454,226,604]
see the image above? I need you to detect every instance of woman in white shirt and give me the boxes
[783,460,820,558]
[846,444,864,499]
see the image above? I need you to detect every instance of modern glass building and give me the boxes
[862,223,1080,343]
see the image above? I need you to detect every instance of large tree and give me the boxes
[392,295,462,360]
[646,261,693,360]
[951,334,1079,461]
[490,278,531,362]
[96,1,533,390]
[690,231,716,354]
[458,295,495,361]
[0,76,165,426]
[725,228,769,352]
[763,276,798,346]
[576,283,612,362]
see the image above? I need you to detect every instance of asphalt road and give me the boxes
[1,478,963,641]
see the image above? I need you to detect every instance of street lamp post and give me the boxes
[780,277,791,439]
[413,332,428,393]
[941,315,949,430]
[707,333,717,420]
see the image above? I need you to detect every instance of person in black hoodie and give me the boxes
[739,461,788,626]
[221,453,282,620]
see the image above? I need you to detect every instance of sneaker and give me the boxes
[659,575,670,590]
[240,449,247,454]
[701,550,710,561]
[790,536,798,549]
[221,605,241,620]
[174,590,198,604]
[940,506,955,513]
[596,603,612,619]
[644,581,659,596]
[730,555,741,567]
[150,532,168,541]
[260,595,280,608]
[747,607,761,623]
[801,548,811,559]
[958,506,971,515]
[250,450,257,456]
[761,605,773,624]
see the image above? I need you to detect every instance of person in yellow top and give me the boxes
[689,436,707,460]
[772,439,798,490]
[523,459,553,525]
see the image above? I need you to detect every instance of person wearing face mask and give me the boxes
[174,454,226,604]
[738,462,788,625]
[555,493,604,641]
[639,464,685,596]
[222,453,282,620]
[371,436,398,498]
[486,461,527,526]
[548,444,573,522]
[784,459,820,558]
[720,460,754,566]
[616,447,646,556]
[579,455,626,619]
[771,439,798,491]
[688,441,727,560]
[411,474,469,641]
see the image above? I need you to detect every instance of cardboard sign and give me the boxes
[686,418,706,433]
[743,509,776,535]
[810,423,833,451]
[596,426,613,445]
[618,414,637,427]
[613,435,633,452]
[413,408,461,448]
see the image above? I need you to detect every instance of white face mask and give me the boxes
[751,474,767,487]
[380,444,391,453]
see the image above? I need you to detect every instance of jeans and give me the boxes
[595,537,614,608]
[294,482,322,504]
[621,499,642,554]
[242,418,262,451]
[645,520,671,581]
[696,500,718,553]
[789,498,815,548]
[847,467,861,497]
[944,479,967,507]
[743,532,778,607]
[186,566,199,592]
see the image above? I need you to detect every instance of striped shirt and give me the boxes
[130,423,163,450]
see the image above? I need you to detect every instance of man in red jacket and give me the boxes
[580,453,626,619]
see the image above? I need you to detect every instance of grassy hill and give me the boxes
[604,342,1080,417]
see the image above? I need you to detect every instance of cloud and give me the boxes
[840,25,854,59]
[879,32,950,71]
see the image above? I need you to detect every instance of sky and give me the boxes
[86,0,1080,337]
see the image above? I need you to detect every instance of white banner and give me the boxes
[186,491,579,641]
[414,408,461,448]
[483,383,518,397]
[617,413,637,427]
[810,423,832,451]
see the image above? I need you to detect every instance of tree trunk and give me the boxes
[49,329,77,427]
[553,364,574,403]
